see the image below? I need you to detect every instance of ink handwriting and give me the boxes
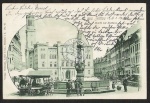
[4,4,145,52]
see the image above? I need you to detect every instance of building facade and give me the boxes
[94,23,141,80]
[25,15,94,81]
[7,32,22,71]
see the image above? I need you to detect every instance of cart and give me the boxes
[18,70,52,96]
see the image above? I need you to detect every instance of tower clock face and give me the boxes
[62,38,90,62]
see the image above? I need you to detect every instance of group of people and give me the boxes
[43,79,54,96]
[66,80,84,97]
[112,77,128,92]
[18,76,54,96]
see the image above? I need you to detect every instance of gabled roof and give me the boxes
[124,22,141,41]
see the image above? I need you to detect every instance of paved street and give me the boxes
[4,86,143,99]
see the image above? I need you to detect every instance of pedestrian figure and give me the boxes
[66,80,72,97]
[19,77,27,88]
[91,83,94,91]
[112,82,115,89]
[49,82,54,96]
[76,81,80,96]
[78,80,83,96]
[71,80,75,93]
[51,83,54,95]
[32,78,36,87]
[45,82,50,96]
[47,81,51,95]
[123,77,128,92]
[27,83,32,95]
[74,80,77,94]
[80,84,84,96]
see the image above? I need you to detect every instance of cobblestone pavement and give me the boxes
[4,86,144,99]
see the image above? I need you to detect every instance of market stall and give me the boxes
[18,70,52,96]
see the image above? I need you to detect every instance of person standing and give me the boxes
[27,83,32,95]
[51,82,54,96]
[80,84,84,96]
[112,82,115,89]
[76,81,80,96]
[19,76,26,88]
[79,81,83,96]
[71,80,75,93]
[74,80,77,93]
[123,77,128,92]
[66,80,72,97]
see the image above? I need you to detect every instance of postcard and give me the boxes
[2,3,146,99]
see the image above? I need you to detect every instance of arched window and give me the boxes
[42,62,45,67]
[28,20,32,26]
[54,62,57,67]
[89,55,91,59]
[55,70,57,75]
[88,62,90,66]
[66,70,70,79]
[86,55,88,59]
[50,62,52,67]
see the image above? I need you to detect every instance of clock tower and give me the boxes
[25,14,36,68]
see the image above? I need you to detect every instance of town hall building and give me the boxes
[25,15,94,81]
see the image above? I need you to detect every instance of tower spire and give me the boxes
[25,15,36,68]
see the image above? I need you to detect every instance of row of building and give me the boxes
[94,23,141,80]
[7,32,23,71]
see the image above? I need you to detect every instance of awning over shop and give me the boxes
[19,68,35,76]
[26,70,52,78]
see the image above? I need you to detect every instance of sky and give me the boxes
[19,18,97,62]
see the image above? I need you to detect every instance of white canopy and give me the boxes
[9,70,20,77]
[19,68,35,76]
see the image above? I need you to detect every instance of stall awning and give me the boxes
[26,70,52,77]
